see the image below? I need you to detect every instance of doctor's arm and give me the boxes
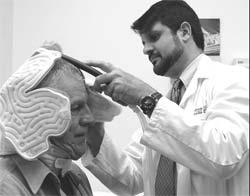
[82,123,144,196]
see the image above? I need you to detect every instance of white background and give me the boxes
[0,0,249,195]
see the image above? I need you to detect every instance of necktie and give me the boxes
[155,79,185,196]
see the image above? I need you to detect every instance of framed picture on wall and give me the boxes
[199,18,220,56]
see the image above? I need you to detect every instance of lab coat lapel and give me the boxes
[179,55,211,107]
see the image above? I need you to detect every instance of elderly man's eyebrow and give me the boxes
[61,54,102,77]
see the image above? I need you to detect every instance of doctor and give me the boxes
[83,1,249,195]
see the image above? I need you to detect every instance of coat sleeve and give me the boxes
[140,67,249,180]
[82,130,144,196]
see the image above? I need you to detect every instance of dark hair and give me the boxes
[131,0,204,50]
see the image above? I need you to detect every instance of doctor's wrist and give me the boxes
[139,92,163,117]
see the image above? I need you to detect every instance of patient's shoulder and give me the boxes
[0,155,18,182]
[0,156,31,195]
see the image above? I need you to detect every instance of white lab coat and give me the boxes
[83,55,249,196]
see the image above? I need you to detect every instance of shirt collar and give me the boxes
[12,155,59,194]
[179,53,204,89]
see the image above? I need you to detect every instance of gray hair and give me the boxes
[35,41,85,89]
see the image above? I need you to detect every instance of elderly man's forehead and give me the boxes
[36,58,85,90]
[54,66,87,89]
[54,69,86,91]
[56,59,85,79]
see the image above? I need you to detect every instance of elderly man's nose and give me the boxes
[79,113,94,126]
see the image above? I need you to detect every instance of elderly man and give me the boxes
[0,44,120,195]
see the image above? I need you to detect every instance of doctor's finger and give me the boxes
[94,73,116,91]
[85,60,115,73]
[103,82,115,97]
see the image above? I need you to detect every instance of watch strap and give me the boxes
[139,92,162,117]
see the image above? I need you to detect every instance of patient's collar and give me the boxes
[39,145,72,177]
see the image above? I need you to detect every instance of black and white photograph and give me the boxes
[0,0,249,196]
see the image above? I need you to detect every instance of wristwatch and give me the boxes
[139,92,162,117]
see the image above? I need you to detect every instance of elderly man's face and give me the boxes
[50,71,94,160]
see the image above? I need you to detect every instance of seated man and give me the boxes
[0,43,120,195]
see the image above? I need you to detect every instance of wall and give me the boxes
[0,0,13,86]
[8,0,250,194]
[185,0,249,64]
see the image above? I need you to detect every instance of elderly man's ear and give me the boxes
[86,122,105,157]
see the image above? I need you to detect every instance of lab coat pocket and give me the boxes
[193,105,208,120]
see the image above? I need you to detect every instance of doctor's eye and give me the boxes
[147,32,161,42]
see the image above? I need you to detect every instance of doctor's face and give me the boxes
[140,22,184,77]
[51,72,94,160]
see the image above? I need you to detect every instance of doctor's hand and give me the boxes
[87,61,156,106]
[87,122,104,157]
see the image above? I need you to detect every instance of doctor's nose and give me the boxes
[143,42,154,55]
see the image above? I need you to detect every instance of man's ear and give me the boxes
[177,21,192,42]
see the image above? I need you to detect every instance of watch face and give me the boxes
[140,96,156,113]
[139,92,162,116]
